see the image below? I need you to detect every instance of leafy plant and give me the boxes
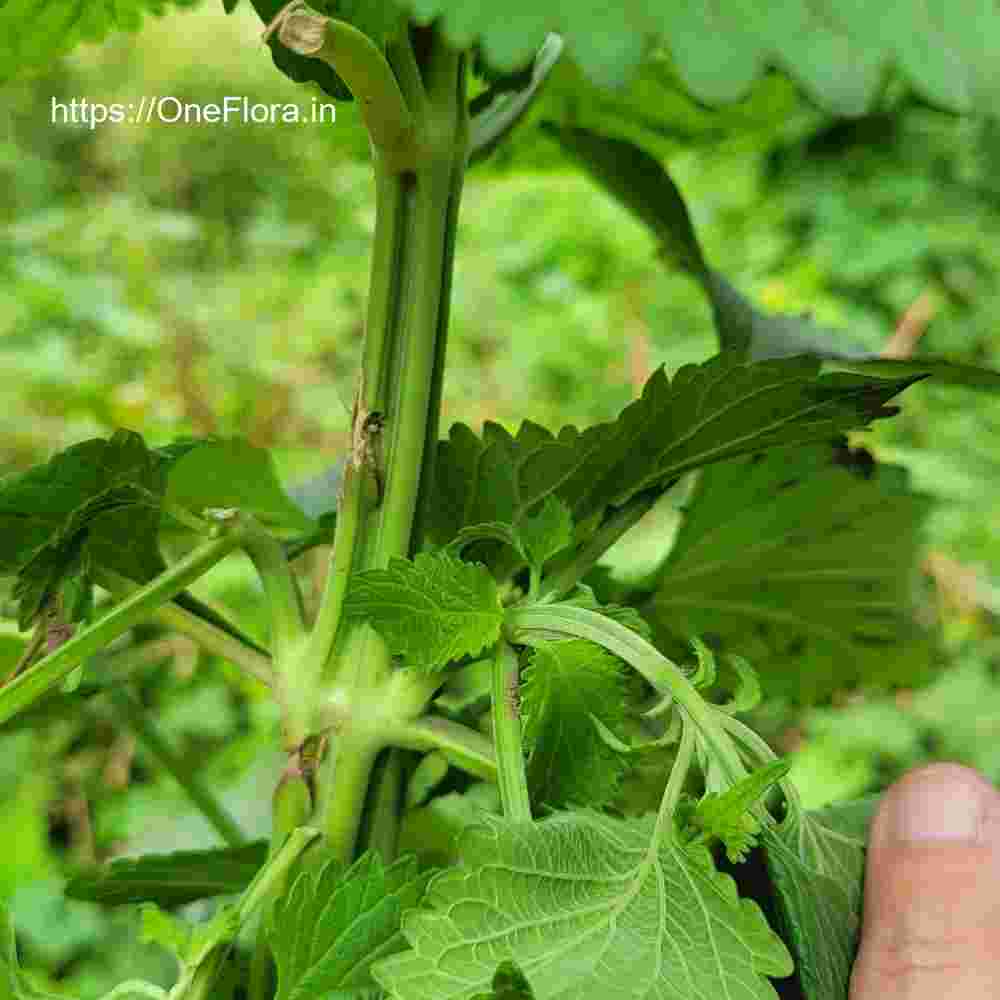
[4,3,1000,999]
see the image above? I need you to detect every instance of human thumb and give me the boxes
[850,762,1000,999]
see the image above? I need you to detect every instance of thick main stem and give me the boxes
[304,27,469,864]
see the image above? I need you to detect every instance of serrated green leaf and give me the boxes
[269,848,434,1000]
[402,0,1000,117]
[372,808,793,999]
[519,639,629,811]
[135,829,318,998]
[165,437,315,535]
[428,355,920,556]
[0,430,171,630]
[762,796,877,1000]
[517,497,573,573]
[0,0,198,84]
[343,551,504,671]
[681,760,791,864]
[65,840,269,906]
[648,442,937,704]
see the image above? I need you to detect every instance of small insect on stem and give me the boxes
[505,669,521,720]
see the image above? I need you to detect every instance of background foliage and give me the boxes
[2,3,999,994]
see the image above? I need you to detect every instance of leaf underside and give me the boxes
[372,808,793,999]
[401,0,1000,118]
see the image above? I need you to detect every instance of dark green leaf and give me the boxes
[546,124,709,280]
[555,125,1000,392]
[0,431,168,629]
[269,848,433,1000]
[65,841,269,906]
[762,795,878,1000]
[826,357,1000,391]
[520,639,629,811]
[471,960,536,1000]
[647,442,937,704]
[428,354,922,553]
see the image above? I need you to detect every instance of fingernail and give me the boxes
[889,767,988,843]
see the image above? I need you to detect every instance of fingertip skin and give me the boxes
[850,764,1000,1000]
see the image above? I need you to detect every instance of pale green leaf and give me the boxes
[165,437,315,535]
[343,551,504,671]
[680,760,791,864]
[373,809,793,998]
[401,0,1000,117]
[268,848,434,1000]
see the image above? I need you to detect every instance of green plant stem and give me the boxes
[657,713,697,836]
[315,732,383,863]
[491,641,532,821]
[240,520,307,664]
[390,714,496,781]
[250,759,314,1000]
[364,747,404,862]
[95,569,273,687]
[273,6,413,161]
[239,519,316,747]
[0,527,247,726]
[302,27,469,861]
[410,110,466,554]
[109,687,246,847]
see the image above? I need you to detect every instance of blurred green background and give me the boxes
[2,3,999,994]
